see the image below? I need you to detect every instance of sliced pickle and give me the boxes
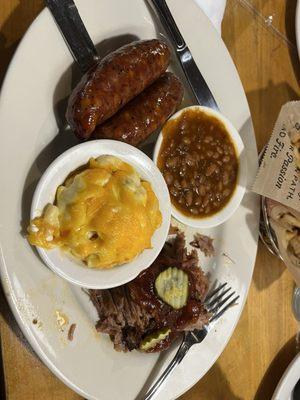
[139,328,171,351]
[155,267,188,309]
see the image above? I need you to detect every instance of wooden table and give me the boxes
[0,1,299,399]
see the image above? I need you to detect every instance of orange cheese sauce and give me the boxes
[28,156,162,269]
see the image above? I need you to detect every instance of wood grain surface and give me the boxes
[0,0,299,399]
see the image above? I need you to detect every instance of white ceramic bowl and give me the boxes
[153,106,247,228]
[31,140,171,289]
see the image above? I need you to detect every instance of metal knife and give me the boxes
[45,0,99,73]
[147,0,219,110]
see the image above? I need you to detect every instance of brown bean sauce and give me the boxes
[157,109,239,218]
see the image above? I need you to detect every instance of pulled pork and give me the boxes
[89,233,209,352]
[190,233,215,257]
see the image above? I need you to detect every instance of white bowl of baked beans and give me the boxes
[153,105,247,228]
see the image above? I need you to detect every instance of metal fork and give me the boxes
[143,283,239,400]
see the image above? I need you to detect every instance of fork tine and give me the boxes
[205,282,227,302]
[205,287,232,309]
[209,295,240,323]
[209,292,235,314]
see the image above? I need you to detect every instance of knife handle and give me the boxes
[45,0,98,73]
[150,0,186,50]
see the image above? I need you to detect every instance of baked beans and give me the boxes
[157,109,239,218]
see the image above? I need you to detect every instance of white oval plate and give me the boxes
[0,1,259,399]
[272,353,300,400]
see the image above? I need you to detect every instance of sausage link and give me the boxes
[92,72,183,146]
[66,39,170,139]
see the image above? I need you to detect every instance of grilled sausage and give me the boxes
[66,39,171,139]
[92,72,183,146]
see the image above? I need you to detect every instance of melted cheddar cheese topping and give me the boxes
[27,156,162,269]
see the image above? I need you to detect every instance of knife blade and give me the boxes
[147,0,218,110]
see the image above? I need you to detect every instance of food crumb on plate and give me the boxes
[222,252,235,264]
[55,310,69,331]
[32,318,43,329]
[68,323,77,341]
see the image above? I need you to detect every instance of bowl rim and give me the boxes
[153,105,247,229]
[30,139,171,289]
